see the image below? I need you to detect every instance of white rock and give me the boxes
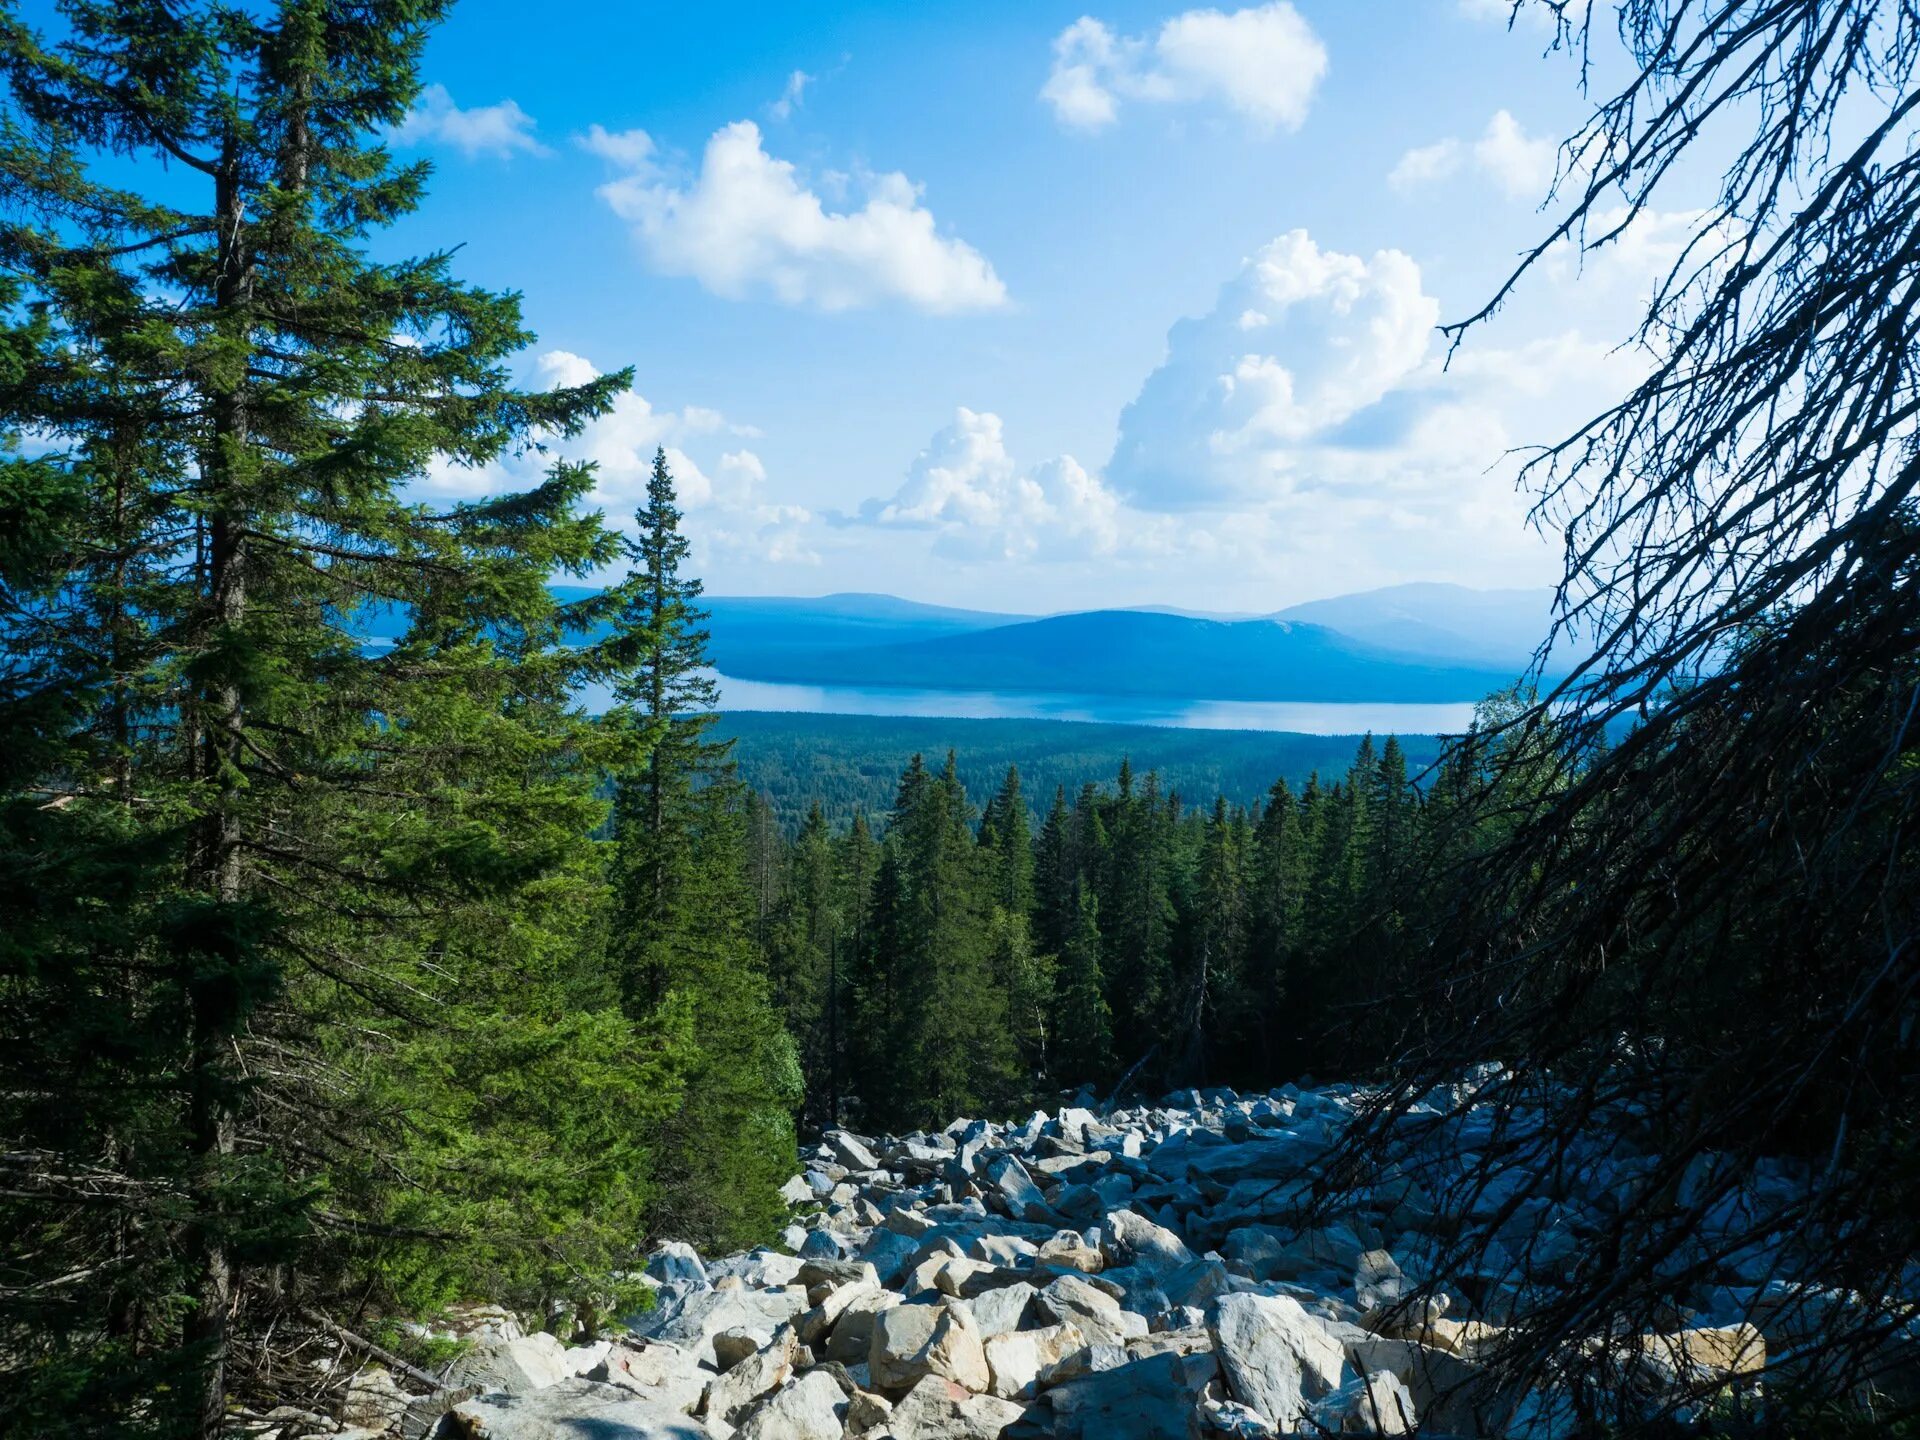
[704,1327,798,1430]
[591,1339,708,1415]
[444,1377,706,1438]
[983,1322,1085,1400]
[443,1331,575,1394]
[734,1370,848,1440]
[886,1374,1027,1440]
[1209,1292,1346,1429]
[870,1299,990,1395]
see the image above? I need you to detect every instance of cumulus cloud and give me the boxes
[391,84,550,159]
[1110,230,1440,507]
[1041,2,1328,133]
[861,408,1133,562]
[419,350,814,567]
[588,120,1007,313]
[1389,110,1554,199]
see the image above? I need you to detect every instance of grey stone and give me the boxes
[440,1378,706,1439]
[886,1375,1027,1440]
[1209,1292,1346,1429]
[734,1370,848,1440]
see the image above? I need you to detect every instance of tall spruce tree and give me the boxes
[0,3,684,1433]
[607,450,798,1251]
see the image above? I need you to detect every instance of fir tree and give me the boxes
[0,3,677,1430]
[606,451,798,1251]
[1054,884,1114,1084]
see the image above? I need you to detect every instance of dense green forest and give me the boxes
[741,725,1501,1133]
[716,711,1447,833]
[4,1,1918,1435]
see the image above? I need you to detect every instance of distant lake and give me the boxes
[583,673,1476,736]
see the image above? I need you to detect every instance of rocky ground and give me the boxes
[244,1070,1892,1439]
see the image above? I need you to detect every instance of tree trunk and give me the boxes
[186,130,254,1440]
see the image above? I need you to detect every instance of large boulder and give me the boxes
[827,1129,882,1172]
[983,1322,1086,1400]
[442,1332,575,1395]
[1100,1210,1194,1273]
[969,1282,1038,1339]
[870,1299,991,1395]
[1043,1350,1218,1440]
[825,1287,901,1365]
[887,1374,1026,1440]
[734,1370,849,1440]
[437,1378,706,1438]
[1311,1369,1417,1435]
[1034,1274,1146,1348]
[590,1340,708,1414]
[1209,1292,1346,1429]
[704,1326,798,1430]
[633,1285,806,1367]
[645,1241,709,1292]
[986,1155,1053,1223]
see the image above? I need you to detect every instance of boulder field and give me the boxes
[251,1070,1916,1438]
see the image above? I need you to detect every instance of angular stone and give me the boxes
[846,1388,893,1436]
[870,1299,990,1395]
[1036,1341,1128,1387]
[968,1282,1038,1340]
[1036,1234,1103,1274]
[781,1174,816,1206]
[1099,1210,1194,1273]
[444,1378,706,1439]
[983,1322,1085,1400]
[1355,1250,1405,1312]
[443,1331,575,1395]
[635,1284,807,1368]
[827,1129,882,1172]
[1035,1274,1146,1348]
[986,1155,1053,1223]
[713,1327,763,1372]
[799,1279,883,1347]
[887,1374,1027,1440]
[1210,1292,1346,1428]
[1312,1369,1416,1435]
[825,1287,900,1365]
[704,1326,797,1429]
[734,1370,848,1440]
[1045,1350,1218,1440]
[590,1339,707,1414]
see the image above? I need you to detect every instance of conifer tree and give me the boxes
[0,3,679,1430]
[1054,884,1114,1084]
[606,451,798,1251]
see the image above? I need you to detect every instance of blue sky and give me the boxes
[72,0,1715,612]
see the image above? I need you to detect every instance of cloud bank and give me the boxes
[1042,2,1328,133]
[587,120,1007,313]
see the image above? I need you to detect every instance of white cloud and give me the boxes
[1089,228,1648,599]
[861,408,1134,561]
[1390,110,1554,198]
[577,124,657,169]
[768,69,813,121]
[1111,230,1440,507]
[419,350,814,568]
[589,120,1007,313]
[1042,3,1328,133]
[392,84,550,159]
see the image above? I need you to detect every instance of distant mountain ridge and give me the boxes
[669,584,1562,706]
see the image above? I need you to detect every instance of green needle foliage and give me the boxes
[606,450,800,1254]
[0,2,684,1433]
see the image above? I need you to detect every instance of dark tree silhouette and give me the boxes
[1326,2,1920,1429]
